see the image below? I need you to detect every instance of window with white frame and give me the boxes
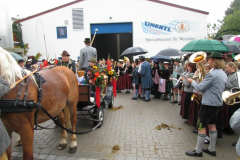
[72,8,84,29]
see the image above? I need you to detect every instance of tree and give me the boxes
[215,8,240,38]
[225,0,240,16]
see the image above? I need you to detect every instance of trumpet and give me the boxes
[189,52,207,82]
[235,54,240,61]
[222,88,240,105]
[173,71,190,88]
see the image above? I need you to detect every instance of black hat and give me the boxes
[139,56,145,61]
[61,50,70,56]
[84,38,91,43]
[134,59,139,63]
[208,52,225,59]
[18,59,24,63]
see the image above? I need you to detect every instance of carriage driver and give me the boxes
[0,77,11,160]
[57,50,76,74]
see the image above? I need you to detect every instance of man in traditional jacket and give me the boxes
[57,50,76,73]
[0,77,11,160]
[138,56,153,102]
[79,38,97,70]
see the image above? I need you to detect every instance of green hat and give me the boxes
[208,52,225,59]
[89,57,97,63]
[174,58,180,62]
[84,38,91,43]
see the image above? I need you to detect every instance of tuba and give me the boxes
[234,54,240,61]
[189,51,207,82]
[222,88,240,105]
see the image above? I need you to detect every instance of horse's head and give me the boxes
[0,47,23,87]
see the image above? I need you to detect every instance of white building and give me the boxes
[16,0,209,61]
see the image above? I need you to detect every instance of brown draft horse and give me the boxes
[0,48,79,160]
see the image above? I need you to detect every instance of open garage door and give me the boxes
[90,23,133,61]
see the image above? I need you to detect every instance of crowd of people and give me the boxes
[9,37,240,158]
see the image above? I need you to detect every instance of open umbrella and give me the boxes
[181,39,229,52]
[150,55,172,62]
[120,47,148,57]
[224,44,240,53]
[224,41,240,46]
[229,35,240,43]
[9,52,24,60]
[156,48,180,57]
[222,34,234,41]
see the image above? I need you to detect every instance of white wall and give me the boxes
[20,0,207,60]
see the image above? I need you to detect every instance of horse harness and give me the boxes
[0,67,101,134]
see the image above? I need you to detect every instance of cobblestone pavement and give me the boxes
[11,92,239,160]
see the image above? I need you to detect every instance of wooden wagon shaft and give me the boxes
[10,69,38,89]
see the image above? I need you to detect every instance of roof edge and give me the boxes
[15,0,209,24]
[15,0,84,23]
[147,0,209,15]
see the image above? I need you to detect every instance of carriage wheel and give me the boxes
[108,94,114,108]
[93,106,104,128]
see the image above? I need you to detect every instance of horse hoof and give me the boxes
[69,146,77,153]
[58,144,67,150]
[15,142,22,147]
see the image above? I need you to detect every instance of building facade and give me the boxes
[16,0,208,61]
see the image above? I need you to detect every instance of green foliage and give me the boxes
[207,20,223,38]
[225,0,240,16]
[35,52,42,60]
[12,22,24,48]
[216,8,240,38]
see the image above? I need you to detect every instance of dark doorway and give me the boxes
[91,33,133,61]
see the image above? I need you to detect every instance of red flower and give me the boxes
[94,77,96,81]
[95,72,99,77]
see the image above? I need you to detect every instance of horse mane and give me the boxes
[0,47,25,87]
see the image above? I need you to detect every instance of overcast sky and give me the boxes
[7,0,234,24]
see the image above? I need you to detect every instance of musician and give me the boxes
[57,50,76,73]
[152,62,160,99]
[169,58,184,103]
[132,59,142,100]
[185,52,227,157]
[222,62,239,134]
[115,61,124,92]
[18,59,25,69]
[138,56,153,102]
[158,62,170,101]
[181,63,196,122]
[123,60,133,93]
[0,77,11,160]
[24,59,32,71]
[79,38,97,70]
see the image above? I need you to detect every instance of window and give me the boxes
[72,8,84,30]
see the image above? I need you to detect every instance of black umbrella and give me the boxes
[150,55,172,62]
[120,47,148,57]
[156,48,180,57]
[225,44,240,53]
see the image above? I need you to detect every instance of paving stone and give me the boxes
[10,93,240,160]
[36,154,48,159]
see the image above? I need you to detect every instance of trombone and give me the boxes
[189,51,207,82]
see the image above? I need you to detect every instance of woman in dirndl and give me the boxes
[115,61,124,92]
[152,62,160,99]
[123,60,133,93]
[180,62,196,122]
[158,62,170,101]
[222,62,240,134]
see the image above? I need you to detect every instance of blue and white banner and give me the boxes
[141,20,199,35]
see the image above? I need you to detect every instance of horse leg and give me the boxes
[57,111,68,150]
[64,105,72,130]
[18,124,34,160]
[6,132,12,160]
[67,102,78,153]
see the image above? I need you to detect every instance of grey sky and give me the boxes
[7,0,234,24]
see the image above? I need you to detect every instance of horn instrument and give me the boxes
[222,88,240,105]
[189,52,207,82]
[90,28,98,46]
